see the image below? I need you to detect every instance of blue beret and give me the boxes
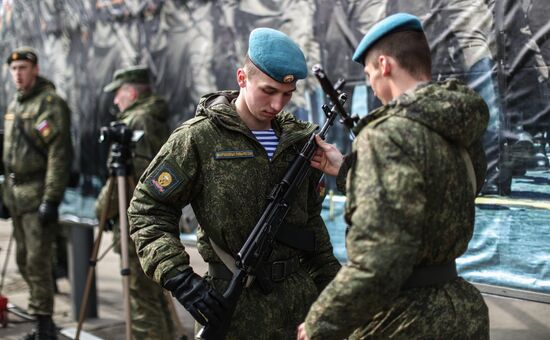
[352,13,423,65]
[248,28,307,83]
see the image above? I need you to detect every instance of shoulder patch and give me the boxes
[147,162,183,198]
[37,120,52,138]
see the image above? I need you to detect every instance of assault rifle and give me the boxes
[197,65,356,339]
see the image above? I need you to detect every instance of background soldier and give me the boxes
[3,46,73,339]
[128,28,341,339]
[94,65,175,339]
[298,13,489,339]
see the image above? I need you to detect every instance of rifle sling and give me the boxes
[209,238,254,287]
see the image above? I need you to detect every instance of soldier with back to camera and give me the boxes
[298,13,490,340]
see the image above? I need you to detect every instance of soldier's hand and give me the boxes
[163,268,228,328]
[38,201,59,225]
[0,202,11,220]
[297,323,310,340]
[311,135,344,176]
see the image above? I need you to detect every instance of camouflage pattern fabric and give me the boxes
[304,79,490,339]
[128,90,341,339]
[12,212,56,315]
[95,93,174,340]
[2,76,73,315]
[3,76,73,213]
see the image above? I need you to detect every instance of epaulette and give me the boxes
[369,114,392,128]
[181,116,207,127]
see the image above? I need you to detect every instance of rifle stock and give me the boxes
[197,64,353,340]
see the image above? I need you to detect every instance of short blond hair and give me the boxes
[243,55,262,79]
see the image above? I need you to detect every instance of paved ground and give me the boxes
[0,220,199,340]
[0,219,549,339]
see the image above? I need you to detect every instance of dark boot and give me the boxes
[20,315,57,340]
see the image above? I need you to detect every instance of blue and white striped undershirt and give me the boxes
[251,129,279,161]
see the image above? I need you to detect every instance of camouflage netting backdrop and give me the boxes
[1,0,549,295]
[1,0,549,182]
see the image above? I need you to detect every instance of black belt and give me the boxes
[209,257,301,283]
[403,261,458,289]
[8,172,44,184]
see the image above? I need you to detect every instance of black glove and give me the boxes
[104,219,115,232]
[0,200,10,219]
[164,269,228,327]
[38,201,59,225]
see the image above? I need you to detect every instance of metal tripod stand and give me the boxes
[75,123,135,340]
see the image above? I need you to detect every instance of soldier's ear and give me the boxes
[236,68,247,88]
[129,86,139,100]
[379,55,392,76]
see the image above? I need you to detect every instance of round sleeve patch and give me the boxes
[147,162,183,199]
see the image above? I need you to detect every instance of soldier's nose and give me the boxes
[271,96,285,112]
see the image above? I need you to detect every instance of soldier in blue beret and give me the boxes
[299,13,490,339]
[127,28,340,339]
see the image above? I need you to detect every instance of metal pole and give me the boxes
[117,176,132,340]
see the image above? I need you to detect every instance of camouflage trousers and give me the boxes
[12,211,55,315]
[114,228,176,340]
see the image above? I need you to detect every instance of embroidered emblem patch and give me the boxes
[148,162,182,198]
[11,53,18,61]
[214,150,255,160]
[37,120,51,138]
[157,171,173,187]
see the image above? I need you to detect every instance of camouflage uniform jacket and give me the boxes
[305,80,490,339]
[95,93,170,220]
[3,76,73,215]
[128,91,341,337]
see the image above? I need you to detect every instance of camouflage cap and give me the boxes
[6,46,38,65]
[103,65,150,92]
